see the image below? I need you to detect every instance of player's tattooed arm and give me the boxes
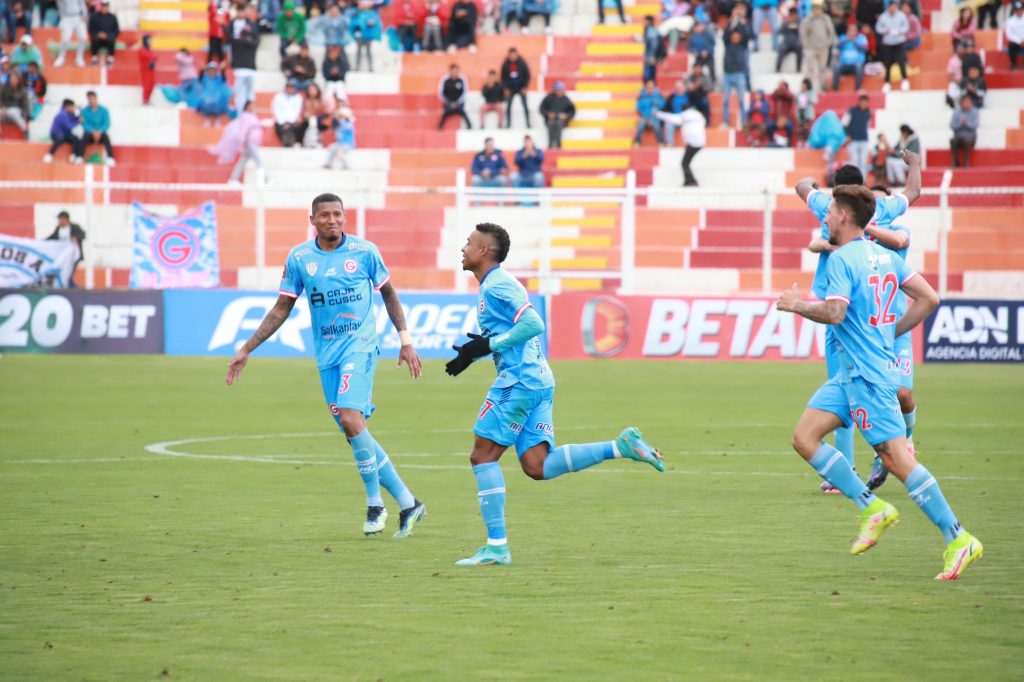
[226,295,297,385]
[794,177,819,202]
[379,281,423,378]
[776,284,847,325]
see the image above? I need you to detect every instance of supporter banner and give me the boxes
[0,234,76,289]
[923,300,1024,363]
[549,293,827,361]
[164,290,546,359]
[131,202,220,289]
[0,289,163,354]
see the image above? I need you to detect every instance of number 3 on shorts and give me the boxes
[478,399,495,420]
[339,373,351,393]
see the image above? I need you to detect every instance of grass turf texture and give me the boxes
[1,355,1022,681]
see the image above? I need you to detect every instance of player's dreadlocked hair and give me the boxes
[832,184,876,229]
[311,193,344,215]
[476,222,511,263]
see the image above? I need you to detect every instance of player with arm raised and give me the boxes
[225,193,427,539]
[863,184,916,491]
[444,223,664,567]
[777,185,982,581]
[795,149,921,494]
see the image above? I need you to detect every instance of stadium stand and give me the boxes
[0,0,1021,294]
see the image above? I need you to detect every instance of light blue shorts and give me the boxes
[319,351,377,424]
[894,332,914,390]
[808,376,905,447]
[473,384,556,456]
[825,325,842,379]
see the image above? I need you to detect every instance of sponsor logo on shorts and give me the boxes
[534,422,554,435]
[508,422,523,433]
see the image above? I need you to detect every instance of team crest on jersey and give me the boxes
[344,259,357,273]
[306,262,318,276]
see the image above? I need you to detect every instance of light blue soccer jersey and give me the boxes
[808,189,909,299]
[867,225,910,320]
[279,234,389,370]
[477,265,554,391]
[825,237,917,386]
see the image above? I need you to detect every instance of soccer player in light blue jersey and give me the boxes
[777,185,982,581]
[444,223,665,567]
[226,193,428,539]
[794,150,922,494]
[863,184,917,491]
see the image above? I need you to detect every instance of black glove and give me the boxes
[445,333,491,377]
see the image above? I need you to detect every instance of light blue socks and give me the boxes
[473,462,507,545]
[809,443,876,510]
[543,442,617,480]
[370,434,415,510]
[348,430,383,507]
[904,464,961,543]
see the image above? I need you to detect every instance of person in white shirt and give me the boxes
[656,104,706,186]
[1008,2,1024,71]
[54,0,89,68]
[271,79,306,147]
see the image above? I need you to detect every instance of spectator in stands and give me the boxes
[724,4,753,89]
[949,93,978,167]
[501,0,525,31]
[137,34,155,105]
[523,0,554,34]
[54,0,88,68]
[47,211,85,286]
[351,0,381,70]
[688,19,716,86]
[684,64,710,122]
[744,89,770,145]
[766,115,793,147]
[422,0,444,51]
[977,0,1001,30]
[0,70,30,138]
[1007,2,1024,70]
[480,69,505,127]
[87,0,119,66]
[633,79,665,146]
[660,79,688,146]
[875,0,910,91]
[43,98,83,163]
[959,37,984,79]
[855,0,883,30]
[322,44,351,102]
[722,28,749,128]
[229,3,260,111]
[960,64,987,108]
[950,6,975,49]
[304,0,325,19]
[24,61,47,110]
[437,63,472,129]
[511,134,544,188]
[447,0,478,52]
[208,1,227,63]
[11,35,43,73]
[770,79,795,120]
[170,47,199,105]
[824,0,851,36]
[210,98,263,184]
[751,0,780,50]
[272,78,306,146]
[775,8,801,71]
[886,123,918,185]
[5,1,33,44]
[597,0,626,24]
[902,1,921,51]
[282,42,316,89]
[501,46,531,127]
[81,90,115,165]
[796,76,817,140]
[275,1,306,56]
[195,61,233,126]
[395,0,419,51]
[642,15,662,83]
[832,22,867,90]
[302,81,334,146]
[843,93,871,176]
[870,132,890,182]
[320,2,351,47]
[471,137,509,191]
[324,105,356,169]
[538,80,574,148]
[800,0,835,91]
[0,56,11,87]
[657,103,706,185]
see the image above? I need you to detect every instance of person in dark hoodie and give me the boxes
[43,98,84,163]
[229,3,260,111]
[501,47,531,128]
[437,63,472,129]
[87,0,120,66]
[538,80,574,148]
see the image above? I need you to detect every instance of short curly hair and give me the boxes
[475,222,510,263]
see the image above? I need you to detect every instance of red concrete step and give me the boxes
[705,210,762,228]
[0,205,35,237]
[697,229,809,248]
[927,149,1024,167]
[772,209,820,228]
[690,249,802,269]
[364,208,444,228]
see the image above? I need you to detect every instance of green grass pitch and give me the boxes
[1,355,1022,681]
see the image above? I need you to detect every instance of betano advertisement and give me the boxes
[164,290,547,359]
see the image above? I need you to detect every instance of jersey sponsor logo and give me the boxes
[294,247,312,259]
[306,262,318,276]
[346,242,371,252]
[309,288,363,308]
[344,259,357,273]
